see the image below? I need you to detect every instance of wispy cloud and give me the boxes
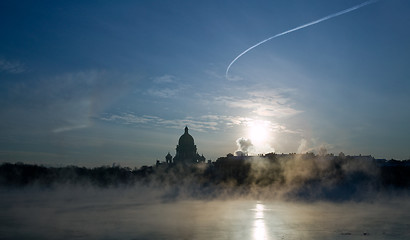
[0,58,25,74]
[215,89,302,118]
[101,113,219,132]
[53,124,88,133]
[146,74,184,98]
[152,74,176,84]
[100,114,160,125]
[1,70,135,134]
[100,113,295,134]
[146,88,180,98]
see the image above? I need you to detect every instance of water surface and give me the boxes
[0,188,409,239]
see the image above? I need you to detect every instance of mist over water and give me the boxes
[1,180,410,239]
[1,155,409,239]
[0,186,409,240]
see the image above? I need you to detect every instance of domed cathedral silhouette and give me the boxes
[167,126,205,165]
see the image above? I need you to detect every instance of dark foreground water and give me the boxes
[0,187,409,240]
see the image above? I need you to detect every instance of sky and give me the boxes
[0,0,409,167]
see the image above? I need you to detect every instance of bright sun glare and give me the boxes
[248,120,270,146]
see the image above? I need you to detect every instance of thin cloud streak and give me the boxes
[146,74,185,98]
[53,124,88,133]
[215,89,302,118]
[152,74,176,84]
[226,0,379,79]
[0,58,25,74]
[100,113,296,135]
[146,88,180,98]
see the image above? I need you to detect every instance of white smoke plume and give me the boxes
[297,138,308,153]
[235,137,253,156]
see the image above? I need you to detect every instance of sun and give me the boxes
[247,120,270,146]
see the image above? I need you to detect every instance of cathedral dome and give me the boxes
[178,126,195,146]
[172,126,203,165]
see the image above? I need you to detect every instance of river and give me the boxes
[0,187,409,239]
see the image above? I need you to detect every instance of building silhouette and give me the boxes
[165,126,205,165]
[165,152,172,164]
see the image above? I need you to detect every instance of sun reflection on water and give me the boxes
[253,202,268,240]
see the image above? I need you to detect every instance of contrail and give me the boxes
[226,0,378,79]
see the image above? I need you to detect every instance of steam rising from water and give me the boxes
[1,154,409,239]
[1,186,409,240]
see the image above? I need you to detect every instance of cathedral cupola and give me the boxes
[174,126,198,165]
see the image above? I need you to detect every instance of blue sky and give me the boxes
[1,0,409,167]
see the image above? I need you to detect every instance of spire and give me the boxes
[184,126,188,134]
